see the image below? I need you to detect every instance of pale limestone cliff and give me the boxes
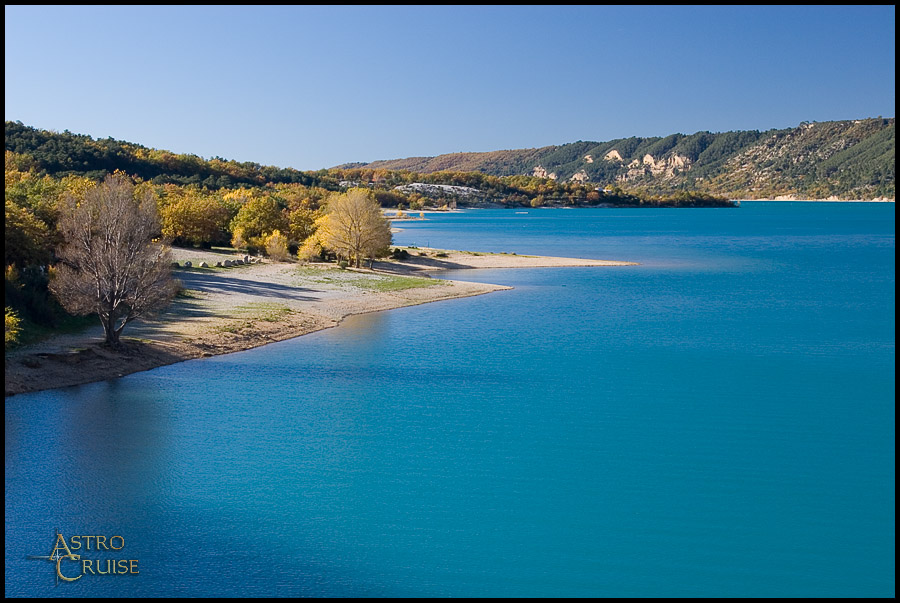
[618,153,693,182]
[532,165,557,180]
[570,170,589,183]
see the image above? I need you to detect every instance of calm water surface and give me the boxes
[5,203,894,596]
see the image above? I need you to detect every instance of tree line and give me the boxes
[4,125,733,347]
[6,121,735,208]
[5,153,394,347]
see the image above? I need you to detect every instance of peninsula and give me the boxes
[4,248,637,397]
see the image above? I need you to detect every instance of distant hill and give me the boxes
[7,118,893,201]
[338,118,895,200]
[2,121,733,209]
[4,120,322,189]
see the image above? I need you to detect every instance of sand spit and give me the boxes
[5,247,637,397]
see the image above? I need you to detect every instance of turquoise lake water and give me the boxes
[5,202,895,596]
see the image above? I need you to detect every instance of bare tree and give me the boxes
[318,188,391,268]
[50,173,176,346]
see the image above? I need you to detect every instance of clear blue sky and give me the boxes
[5,5,895,171]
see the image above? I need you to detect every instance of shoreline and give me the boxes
[4,249,637,397]
[376,247,639,273]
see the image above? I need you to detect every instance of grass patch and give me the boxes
[212,303,294,335]
[292,266,443,292]
[342,273,444,292]
[293,266,344,285]
[212,321,254,335]
[233,302,294,322]
[175,288,205,299]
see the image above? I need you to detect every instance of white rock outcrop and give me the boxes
[618,153,694,182]
[570,170,589,183]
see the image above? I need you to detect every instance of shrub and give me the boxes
[297,236,324,263]
[5,307,22,348]
[264,230,291,261]
[231,226,248,251]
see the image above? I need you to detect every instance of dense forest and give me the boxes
[344,118,895,200]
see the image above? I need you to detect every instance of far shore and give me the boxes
[385,199,895,209]
[740,198,895,203]
[5,247,637,397]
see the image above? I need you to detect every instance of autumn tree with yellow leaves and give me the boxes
[317,188,391,268]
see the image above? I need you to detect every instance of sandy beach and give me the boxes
[378,247,639,272]
[5,247,637,397]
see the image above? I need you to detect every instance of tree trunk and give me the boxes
[101,314,121,346]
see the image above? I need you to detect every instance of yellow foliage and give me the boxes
[317,188,391,268]
[60,175,96,201]
[222,187,261,205]
[5,151,32,187]
[5,307,22,347]
[264,229,290,261]
[297,235,323,263]
[231,227,247,251]
[161,193,230,245]
[6,264,21,287]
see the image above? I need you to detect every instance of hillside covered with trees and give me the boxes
[341,118,895,200]
[5,120,734,210]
